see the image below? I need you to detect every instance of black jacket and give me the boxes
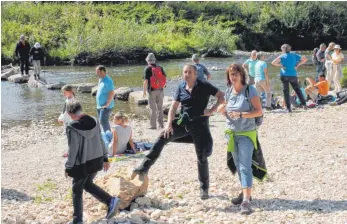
[15,41,31,59]
[29,47,44,61]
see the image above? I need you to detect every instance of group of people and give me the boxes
[56,42,345,222]
[14,35,44,79]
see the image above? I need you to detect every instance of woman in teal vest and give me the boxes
[218,64,263,215]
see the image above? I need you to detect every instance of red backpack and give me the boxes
[150,66,166,90]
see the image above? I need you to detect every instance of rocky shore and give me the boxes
[1,104,347,224]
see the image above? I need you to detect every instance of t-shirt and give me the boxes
[254,61,267,81]
[296,88,307,105]
[225,85,258,132]
[316,50,325,63]
[332,53,344,64]
[244,59,258,77]
[325,49,333,60]
[280,52,302,77]
[96,75,115,109]
[194,63,211,81]
[174,79,219,117]
[314,80,329,96]
[109,125,132,155]
[143,64,167,91]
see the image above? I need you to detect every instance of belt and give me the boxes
[150,88,163,91]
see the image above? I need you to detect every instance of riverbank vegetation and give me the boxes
[2,1,347,65]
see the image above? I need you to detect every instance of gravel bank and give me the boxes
[2,104,347,224]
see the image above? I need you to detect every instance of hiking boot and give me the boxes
[106,197,120,219]
[240,201,252,215]
[200,189,209,200]
[231,192,252,205]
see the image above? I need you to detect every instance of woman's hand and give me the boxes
[103,162,110,172]
[228,111,241,119]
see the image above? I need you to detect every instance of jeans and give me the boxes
[97,107,112,132]
[148,90,164,128]
[135,118,213,191]
[280,76,306,111]
[20,58,29,75]
[315,62,325,81]
[72,172,112,223]
[229,135,254,188]
[101,130,113,151]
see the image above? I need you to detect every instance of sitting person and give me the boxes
[305,73,329,102]
[281,80,307,108]
[102,112,136,156]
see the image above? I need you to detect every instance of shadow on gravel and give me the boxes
[215,198,347,213]
[252,198,347,212]
[1,188,33,201]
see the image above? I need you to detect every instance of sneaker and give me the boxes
[231,192,252,205]
[200,189,209,200]
[147,127,156,130]
[240,201,252,215]
[106,197,120,219]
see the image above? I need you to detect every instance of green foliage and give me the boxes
[342,67,347,88]
[2,2,347,61]
[34,178,57,204]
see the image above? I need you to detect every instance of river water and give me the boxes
[1,52,317,127]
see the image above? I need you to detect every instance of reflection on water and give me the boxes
[1,54,317,126]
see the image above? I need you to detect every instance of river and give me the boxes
[1,52,317,127]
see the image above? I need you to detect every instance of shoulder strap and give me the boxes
[245,85,253,110]
[226,86,232,102]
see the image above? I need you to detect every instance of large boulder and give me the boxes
[114,87,134,101]
[28,76,47,88]
[94,167,148,210]
[1,67,20,80]
[46,82,66,90]
[62,83,97,93]
[129,91,148,105]
[1,63,13,71]
[7,72,32,83]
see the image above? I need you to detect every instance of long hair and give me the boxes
[62,85,75,97]
[226,64,247,87]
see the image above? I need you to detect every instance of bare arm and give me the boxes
[242,62,248,71]
[271,56,282,68]
[240,96,263,118]
[112,129,118,156]
[104,90,114,108]
[167,101,180,128]
[143,80,148,97]
[206,90,225,115]
[129,129,136,153]
[296,56,308,69]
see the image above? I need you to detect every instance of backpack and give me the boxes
[312,48,319,65]
[226,85,263,127]
[149,65,166,90]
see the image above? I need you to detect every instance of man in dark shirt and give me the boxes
[143,53,166,129]
[133,64,224,200]
[14,35,31,76]
[315,43,326,81]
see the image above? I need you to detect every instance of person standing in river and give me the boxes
[242,50,258,85]
[271,44,307,112]
[192,54,211,81]
[96,65,115,133]
[143,53,166,130]
[133,64,224,200]
[14,35,31,76]
[29,42,44,79]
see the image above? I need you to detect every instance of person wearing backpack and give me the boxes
[315,43,327,81]
[218,64,263,215]
[143,53,166,129]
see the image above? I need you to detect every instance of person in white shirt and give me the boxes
[331,45,345,92]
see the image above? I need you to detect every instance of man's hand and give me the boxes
[143,91,147,98]
[65,172,69,178]
[103,162,110,172]
[101,105,109,109]
[203,108,214,116]
[163,124,174,139]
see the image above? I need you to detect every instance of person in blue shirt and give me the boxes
[96,65,115,132]
[192,54,211,81]
[254,52,272,110]
[271,44,308,112]
[242,50,258,85]
[132,64,224,200]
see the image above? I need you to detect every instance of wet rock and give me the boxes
[1,66,20,80]
[46,82,66,90]
[62,83,97,93]
[28,76,47,88]
[129,91,148,105]
[114,87,134,101]
[7,73,31,83]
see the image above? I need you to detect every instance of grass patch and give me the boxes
[34,178,58,204]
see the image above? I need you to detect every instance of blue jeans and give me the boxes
[97,108,112,132]
[101,131,112,149]
[231,135,254,188]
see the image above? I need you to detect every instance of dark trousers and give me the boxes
[136,118,213,191]
[315,62,325,81]
[72,172,112,223]
[280,76,306,111]
[20,58,29,75]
